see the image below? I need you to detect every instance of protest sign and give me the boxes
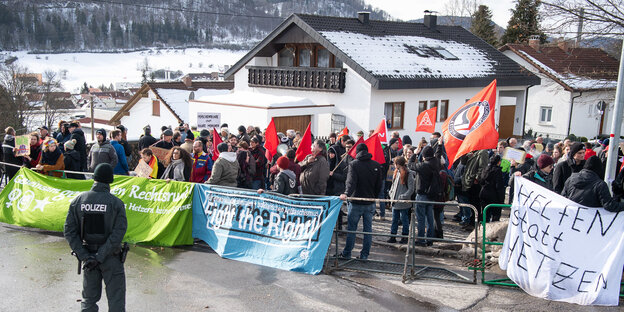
[0,168,194,246]
[134,160,153,178]
[197,112,221,129]
[150,146,170,163]
[503,147,526,164]
[499,178,624,306]
[192,184,342,274]
[15,135,30,157]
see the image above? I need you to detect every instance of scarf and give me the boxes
[41,148,62,165]
[148,155,159,179]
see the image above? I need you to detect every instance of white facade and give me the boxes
[117,89,181,140]
[503,50,619,140]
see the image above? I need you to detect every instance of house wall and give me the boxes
[233,57,372,136]
[503,50,620,140]
[119,90,181,140]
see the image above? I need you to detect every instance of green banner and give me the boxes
[0,168,194,246]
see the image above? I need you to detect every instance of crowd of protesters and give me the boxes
[3,120,624,259]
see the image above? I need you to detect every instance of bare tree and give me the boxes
[41,70,64,130]
[541,0,624,38]
[0,63,37,133]
[443,0,480,25]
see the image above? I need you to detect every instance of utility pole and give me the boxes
[90,97,94,141]
[604,42,624,188]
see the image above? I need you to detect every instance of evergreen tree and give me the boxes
[81,82,89,94]
[470,5,498,47]
[501,0,546,44]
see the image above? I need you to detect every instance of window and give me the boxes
[278,48,294,66]
[439,100,449,121]
[299,48,311,67]
[433,47,459,60]
[384,102,404,129]
[418,101,427,114]
[429,100,439,121]
[317,49,330,67]
[152,100,160,116]
[540,107,552,123]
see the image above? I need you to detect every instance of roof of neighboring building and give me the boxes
[500,43,619,91]
[226,13,539,89]
[109,81,234,125]
[183,73,219,81]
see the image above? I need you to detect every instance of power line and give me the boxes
[66,0,286,20]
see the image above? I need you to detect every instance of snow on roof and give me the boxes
[194,91,315,108]
[319,31,496,79]
[518,50,617,90]
[155,88,231,121]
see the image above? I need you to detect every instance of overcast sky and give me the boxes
[364,0,515,28]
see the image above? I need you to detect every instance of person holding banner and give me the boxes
[553,142,585,194]
[299,139,330,196]
[162,146,192,182]
[64,163,128,312]
[23,132,42,169]
[206,142,239,187]
[520,154,554,190]
[139,148,164,179]
[35,138,64,178]
[562,156,624,212]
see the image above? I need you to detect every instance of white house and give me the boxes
[190,12,539,139]
[109,81,233,140]
[500,40,620,140]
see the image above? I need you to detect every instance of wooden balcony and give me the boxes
[247,66,346,93]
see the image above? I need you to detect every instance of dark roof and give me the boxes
[500,43,619,91]
[226,14,539,89]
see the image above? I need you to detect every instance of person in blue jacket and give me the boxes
[110,130,129,175]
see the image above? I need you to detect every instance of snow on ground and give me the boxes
[8,48,247,93]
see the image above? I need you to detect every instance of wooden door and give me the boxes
[273,115,311,134]
[499,106,515,139]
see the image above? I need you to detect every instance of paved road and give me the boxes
[1,221,622,311]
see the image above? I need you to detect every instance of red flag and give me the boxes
[264,118,279,160]
[442,80,499,169]
[347,134,385,164]
[371,119,388,144]
[212,128,223,161]
[347,136,365,159]
[415,107,437,133]
[337,127,349,139]
[295,122,312,162]
[397,137,403,150]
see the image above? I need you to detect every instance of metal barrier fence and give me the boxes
[324,196,480,284]
[479,204,624,297]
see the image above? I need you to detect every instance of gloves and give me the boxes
[82,256,100,272]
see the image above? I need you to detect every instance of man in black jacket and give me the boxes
[412,146,438,246]
[68,122,88,172]
[64,163,128,311]
[339,144,382,260]
[138,125,158,151]
[553,142,585,194]
[562,156,624,212]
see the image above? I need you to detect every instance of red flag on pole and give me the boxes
[212,128,223,161]
[371,119,388,144]
[264,118,279,160]
[295,122,312,162]
[415,107,437,133]
[347,134,385,164]
[347,136,365,159]
[337,127,349,139]
[442,80,499,169]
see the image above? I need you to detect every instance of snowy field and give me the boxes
[7,48,248,93]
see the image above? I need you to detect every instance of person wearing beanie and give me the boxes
[520,154,555,191]
[36,138,65,178]
[87,128,118,172]
[206,142,239,187]
[553,141,585,194]
[562,156,624,213]
[138,125,158,151]
[64,162,127,311]
[63,139,84,179]
[258,156,298,195]
[339,141,383,260]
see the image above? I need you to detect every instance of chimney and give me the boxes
[357,12,370,24]
[182,75,192,88]
[558,39,569,53]
[528,35,540,52]
[424,10,437,30]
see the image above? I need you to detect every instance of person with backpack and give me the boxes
[461,150,489,228]
[412,146,439,246]
[479,155,506,222]
[258,156,298,195]
[387,156,415,244]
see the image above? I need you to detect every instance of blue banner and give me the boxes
[192,184,342,274]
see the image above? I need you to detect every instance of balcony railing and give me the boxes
[247,66,346,93]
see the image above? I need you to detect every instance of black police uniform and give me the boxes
[64,164,127,312]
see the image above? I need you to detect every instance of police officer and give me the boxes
[64,163,128,311]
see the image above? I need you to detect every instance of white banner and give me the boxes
[499,177,624,306]
[197,112,221,129]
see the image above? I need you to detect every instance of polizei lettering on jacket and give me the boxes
[81,204,107,212]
